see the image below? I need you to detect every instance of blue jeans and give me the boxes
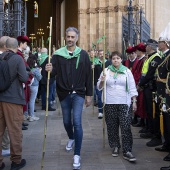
[51,81,56,102]
[28,86,38,117]
[96,87,103,113]
[60,93,85,156]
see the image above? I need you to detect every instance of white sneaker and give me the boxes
[73,155,81,170]
[33,116,40,121]
[98,113,103,119]
[2,149,10,156]
[53,100,56,103]
[29,116,40,122]
[24,115,30,121]
[66,139,74,151]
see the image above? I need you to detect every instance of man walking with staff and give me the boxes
[45,27,92,170]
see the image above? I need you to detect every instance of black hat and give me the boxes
[146,39,158,46]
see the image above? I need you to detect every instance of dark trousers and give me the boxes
[143,87,153,133]
[143,87,161,137]
[157,82,170,143]
[41,84,53,108]
[163,94,170,147]
[105,104,133,153]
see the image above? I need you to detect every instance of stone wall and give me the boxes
[78,0,170,52]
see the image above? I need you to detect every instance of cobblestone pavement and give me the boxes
[2,102,170,170]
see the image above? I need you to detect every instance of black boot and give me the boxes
[146,137,162,147]
[22,126,28,130]
[131,115,138,125]
[133,118,145,127]
[160,166,170,170]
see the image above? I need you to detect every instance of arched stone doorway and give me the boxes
[55,0,78,48]
[27,0,78,48]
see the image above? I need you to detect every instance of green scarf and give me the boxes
[89,56,98,64]
[38,53,48,65]
[95,58,107,67]
[54,46,82,69]
[108,64,129,92]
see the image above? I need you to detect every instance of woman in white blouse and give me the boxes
[97,51,138,162]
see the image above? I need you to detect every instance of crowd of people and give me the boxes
[0,24,170,170]
[0,35,57,170]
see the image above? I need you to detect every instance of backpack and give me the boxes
[0,52,14,92]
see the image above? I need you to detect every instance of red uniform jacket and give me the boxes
[133,56,147,118]
[124,58,139,85]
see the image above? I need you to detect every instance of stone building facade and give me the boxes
[25,0,170,51]
[76,0,170,51]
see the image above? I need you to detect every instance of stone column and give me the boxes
[114,0,125,51]
[55,0,63,48]
[96,0,106,50]
[78,0,88,50]
[87,0,97,50]
[106,0,117,52]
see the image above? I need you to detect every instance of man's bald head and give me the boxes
[0,36,9,51]
[41,48,48,53]
[6,38,18,53]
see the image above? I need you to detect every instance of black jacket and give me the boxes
[94,60,111,86]
[40,57,55,85]
[51,50,92,101]
[0,51,28,105]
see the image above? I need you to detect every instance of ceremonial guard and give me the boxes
[124,46,139,81]
[132,43,147,126]
[137,39,162,147]
[155,23,170,170]
[161,66,170,170]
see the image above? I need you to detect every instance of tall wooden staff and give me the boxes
[92,45,96,115]
[41,17,52,170]
[103,18,106,148]
[92,56,95,115]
